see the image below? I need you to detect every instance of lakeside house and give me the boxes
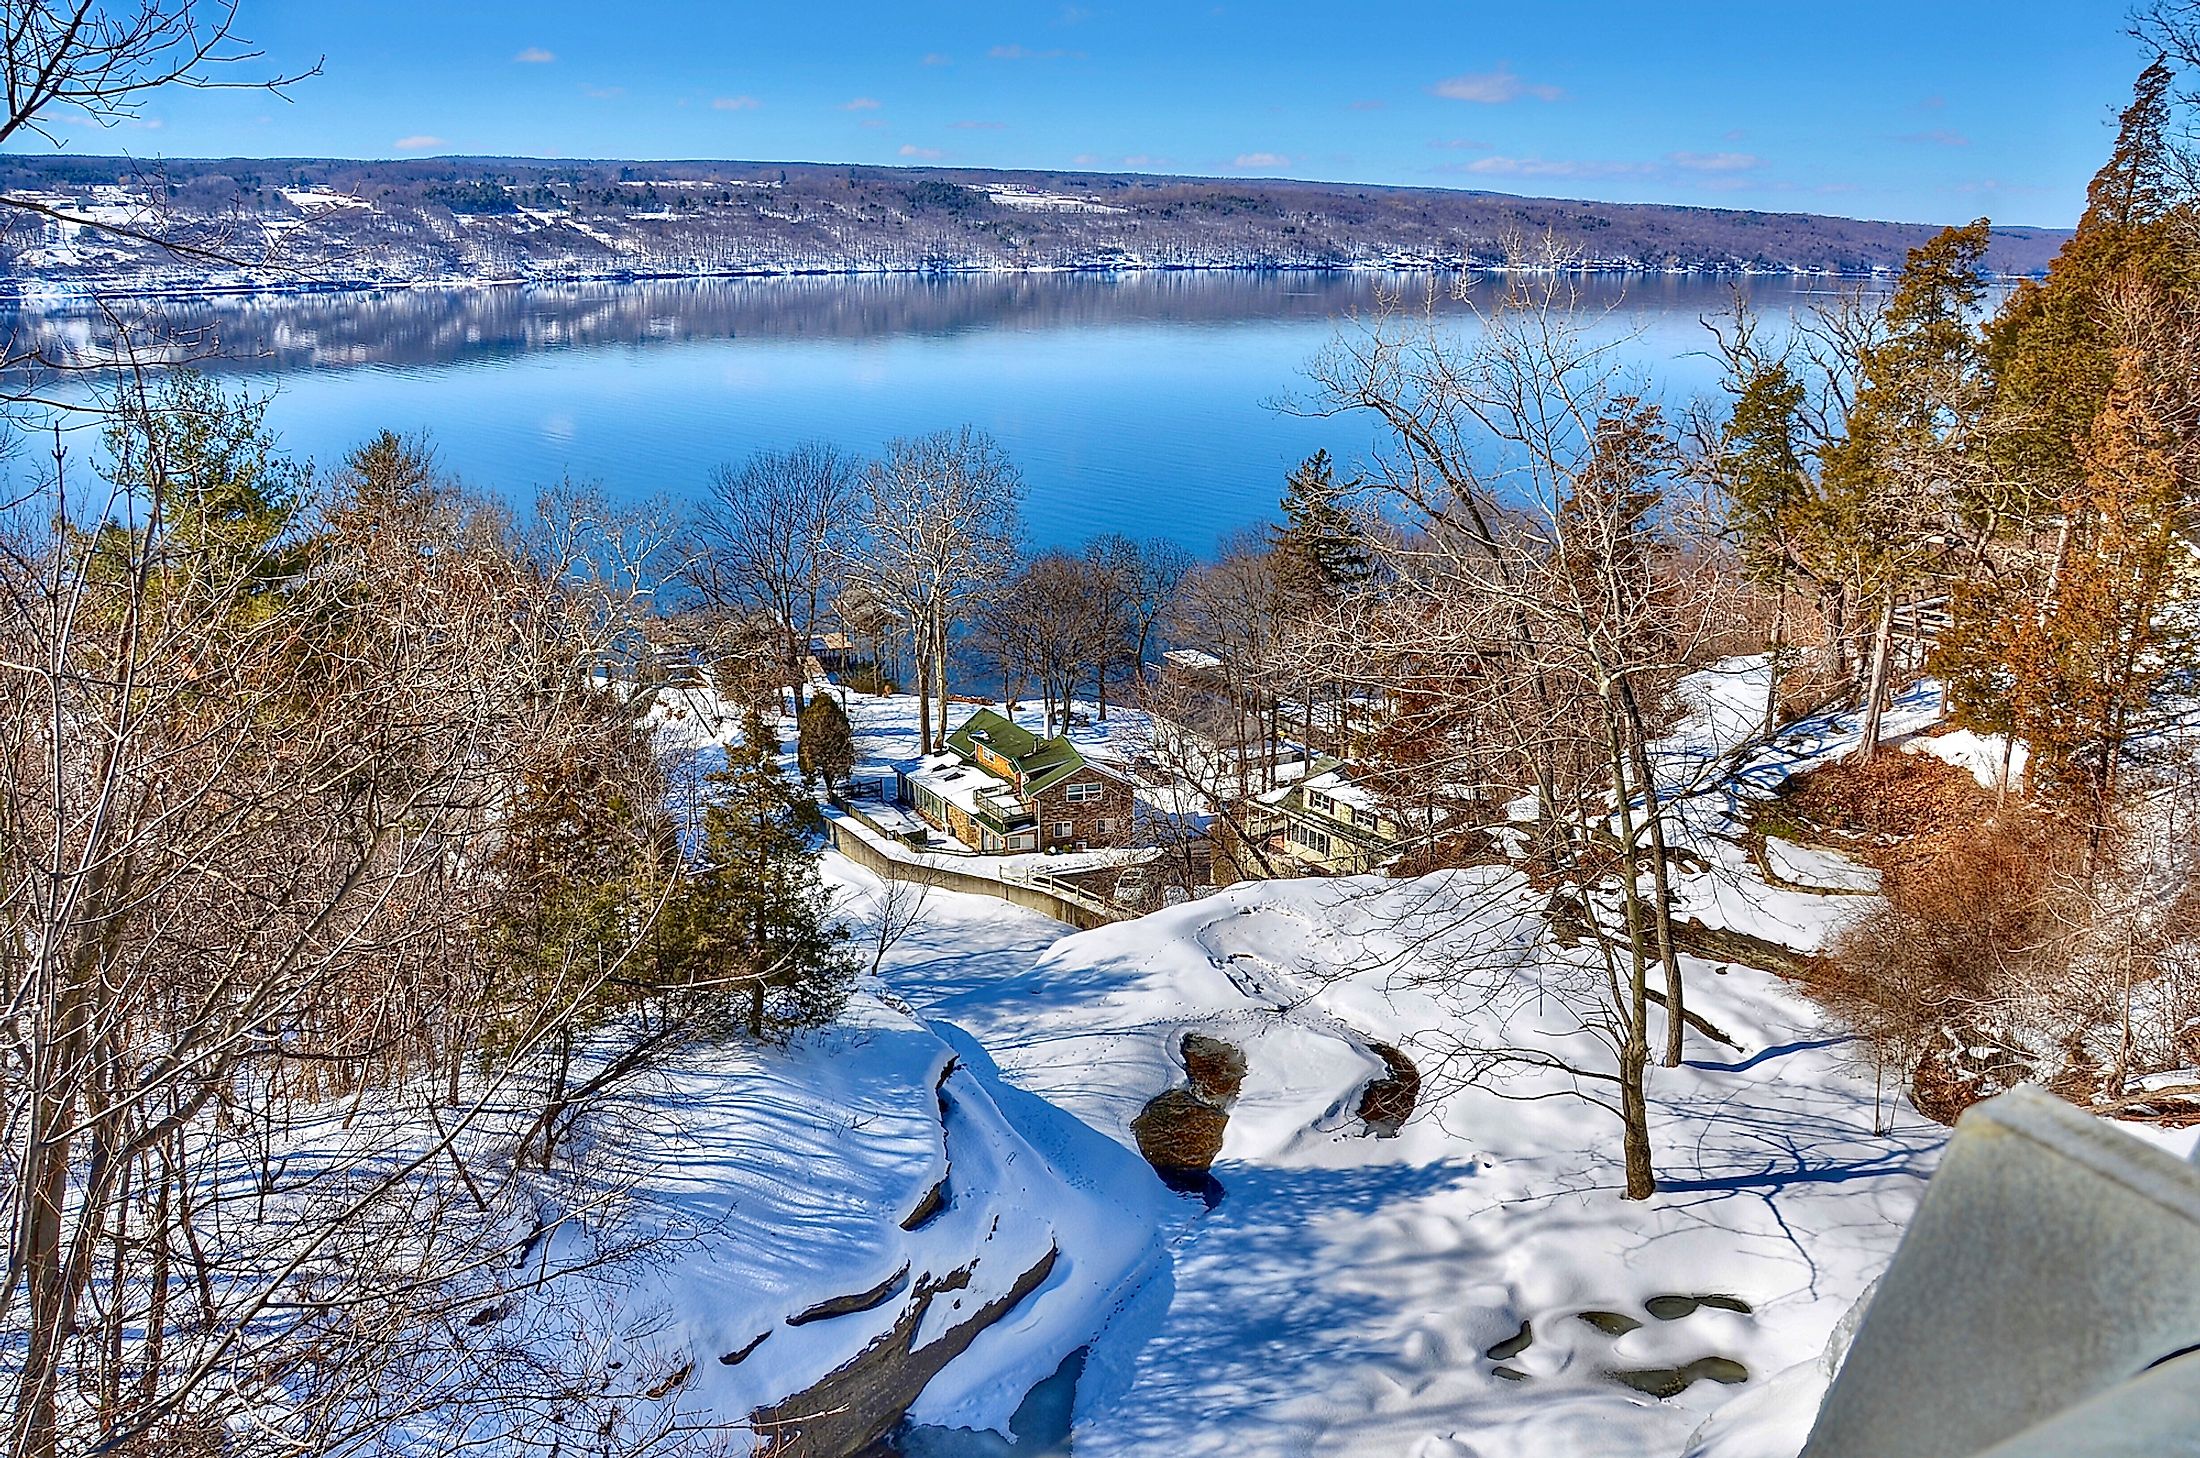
[1241,759,1405,877]
[899,708,1137,854]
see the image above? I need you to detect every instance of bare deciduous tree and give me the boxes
[0,389,696,1458]
[692,442,863,717]
[851,427,1022,753]
[1295,254,1735,1195]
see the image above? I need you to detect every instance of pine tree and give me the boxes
[1820,219,1993,760]
[1998,314,2195,834]
[1272,449,1373,598]
[1718,361,1818,732]
[685,710,856,1040]
[797,690,856,794]
[1982,61,2194,525]
[94,371,305,616]
[1937,60,2199,809]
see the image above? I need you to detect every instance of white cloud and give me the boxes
[1427,137,1489,151]
[921,52,953,66]
[581,84,625,100]
[712,95,762,111]
[1232,152,1291,170]
[393,135,447,151]
[1668,150,1760,172]
[1459,155,1649,178]
[844,96,882,111]
[1429,65,1562,104]
[898,144,944,159]
[513,46,555,64]
[989,43,1081,60]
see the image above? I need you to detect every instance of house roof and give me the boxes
[905,750,1010,817]
[943,708,1104,798]
[947,708,1040,762]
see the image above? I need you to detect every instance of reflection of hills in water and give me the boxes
[0,271,1822,376]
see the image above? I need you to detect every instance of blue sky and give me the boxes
[29,1,2152,228]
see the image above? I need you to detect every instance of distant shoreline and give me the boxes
[0,257,1988,311]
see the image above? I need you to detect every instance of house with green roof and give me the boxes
[898,708,1136,854]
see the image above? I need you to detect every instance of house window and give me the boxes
[1064,781,1103,804]
[1307,789,1335,814]
[1053,822,1073,839]
[1289,822,1332,857]
[1010,832,1036,850]
[1096,818,1114,834]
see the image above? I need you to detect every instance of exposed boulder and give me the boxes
[1357,1041,1421,1137]
[1132,1087,1232,1184]
[1181,1033,1248,1105]
[1131,1032,1248,1193]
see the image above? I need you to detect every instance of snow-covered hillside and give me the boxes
[605,660,1983,1455]
[876,868,1940,1458]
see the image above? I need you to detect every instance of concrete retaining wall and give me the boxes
[825,816,1120,932]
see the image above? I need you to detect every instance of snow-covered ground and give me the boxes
[878,870,1939,1458]
[800,657,1950,1457]
[619,989,1171,1440]
[606,658,2115,1455]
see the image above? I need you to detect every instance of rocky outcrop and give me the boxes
[1357,1041,1421,1137]
[787,1263,911,1326]
[1132,1089,1231,1183]
[1546,891,1826,988]
[748,1245,1060,1457]
[1181,1033,1248,1104]
[1132,1033,1247,1192]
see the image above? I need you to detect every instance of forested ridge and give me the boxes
[0,152,2068,295]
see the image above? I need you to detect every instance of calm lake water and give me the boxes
[4,271,1852,551]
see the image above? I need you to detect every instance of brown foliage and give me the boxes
[1823,810,2081,1123]
[1775,750,1993,842]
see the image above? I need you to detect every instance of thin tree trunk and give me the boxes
[1851,596,1896,764]
[1602,698,1658,1201]
[1826,584,1850,685]
[1619,1053,1655,1200]
[914,617,933,755]
[933,612,950,748]
[1762,586,1787,740]
[1620,679,1687,1069]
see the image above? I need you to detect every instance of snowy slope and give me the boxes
[884,868,1941,1458]
[569,980,1171,1451]
[610,658,1964,1455]
[857,656,1952,1458]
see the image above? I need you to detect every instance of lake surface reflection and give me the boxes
[3,271,1850,550]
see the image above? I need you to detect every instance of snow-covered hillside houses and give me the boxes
[899,708,1138,853]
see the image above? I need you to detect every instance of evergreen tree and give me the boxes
[1272,449,1374,598]
[1717,361,1818,732]
[796,690,856,794]
[94,371,306,616]
[1819,219,1993,760]
[1937,60,2199,813]
[1981,61,2195,524]
[684,709,856,1040]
